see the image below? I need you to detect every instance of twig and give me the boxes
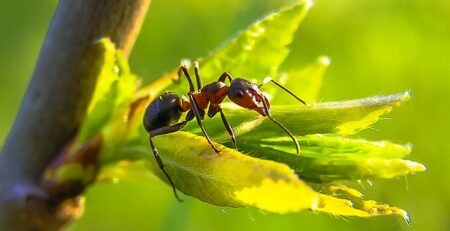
[0,0,150,230]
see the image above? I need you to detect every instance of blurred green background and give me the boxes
[1,0,449,230]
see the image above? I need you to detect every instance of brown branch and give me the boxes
[0,0,150,230]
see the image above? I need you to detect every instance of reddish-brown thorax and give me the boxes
[179,81,230,114]
[179,79,272,117]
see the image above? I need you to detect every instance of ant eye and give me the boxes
[235,90,244,97]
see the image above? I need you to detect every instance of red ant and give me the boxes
[143,62,306,201]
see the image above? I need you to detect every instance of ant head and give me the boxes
[227,78,270,116]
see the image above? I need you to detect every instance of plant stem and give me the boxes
[0,0,150,230]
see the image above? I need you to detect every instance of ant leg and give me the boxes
[259,77,307,106]
[193,62,203,90]
[188,93,220,153]
[177,65,195,92]
[218,108,237,149]
[260,95,301,155]
[218,72,234,83]
[149,121,188,202]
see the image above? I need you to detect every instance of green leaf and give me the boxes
[41,39,139,201]
[168,1,312,96]
[75,38,139,149]
[52,163,97,184]
[201,1,311,80]
[239,135,425,182]
[195,91,411,142]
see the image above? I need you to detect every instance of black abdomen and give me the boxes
[143,92,183,132]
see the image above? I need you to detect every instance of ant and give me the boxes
[143,62,306,202]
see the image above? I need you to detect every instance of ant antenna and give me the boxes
[260,95,301,154]
[259,77,307,106]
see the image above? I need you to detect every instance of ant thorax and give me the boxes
[200,81,229,106]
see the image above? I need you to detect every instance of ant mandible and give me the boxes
[143,62,306,202]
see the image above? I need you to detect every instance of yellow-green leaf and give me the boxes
[138,131,317,213]
[312,184,411,223]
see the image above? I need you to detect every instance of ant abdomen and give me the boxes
[143,92,184,132]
